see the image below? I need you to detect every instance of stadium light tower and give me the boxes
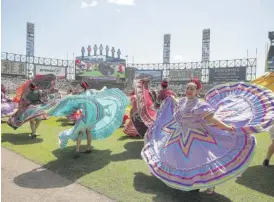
[202,29,210,62]
[266,31,274,72]
[269,31,274,45]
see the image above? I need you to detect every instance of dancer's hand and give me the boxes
[171,95,179,103]
[225,124,236,132]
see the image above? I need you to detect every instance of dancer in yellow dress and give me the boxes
[251,72,274,167]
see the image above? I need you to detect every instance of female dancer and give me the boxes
[49,87,129,158]
[1,84,18,118]
[250,72,274,167]
[123,79,159,138]
[123,90,141,137]
[67,82,108,124]
[8,82,58,138]
[155,79,176,109]
[27,83,44,137]
[67,82,89,124]
[263,125,274,167]
[72,81,91,155]
[141,78,274,194]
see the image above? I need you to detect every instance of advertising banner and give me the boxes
[209,67,246,83]
[35,65,66,79]
[135,70,162,82]
[169,69,202,81]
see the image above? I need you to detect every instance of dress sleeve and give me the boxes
[1,92,5,102]
[1,92,9,100]
[193,103,215,119]
[167,90,176,97]
[170,95,179,104]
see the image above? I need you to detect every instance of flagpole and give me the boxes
[73,52,75,80]
[255,48,257,77]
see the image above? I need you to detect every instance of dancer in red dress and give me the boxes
[155,79,176,109]
[123,78,159,138]
[123,90,139,137]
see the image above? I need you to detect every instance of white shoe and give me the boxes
[237,173,242,178]
[206,187,215,194]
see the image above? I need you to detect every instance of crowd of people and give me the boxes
[149,83,215,97]
[1,76,74,94]
[1,75,215,98]
[54,79,74,91]
[1,72,274,195]
[1,76,27,94]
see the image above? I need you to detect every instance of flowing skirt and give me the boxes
[7,98,58,129]
[1,102,18,118]
[135,79,157,127]
[131,115,148,138]
[66,87,107,123]
[49,88,129,148]
[67,110,82,122]
[250,72,274,91]
[141,82,274,191]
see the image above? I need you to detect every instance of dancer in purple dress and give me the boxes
[1,84,17,118]
[141,78,274,194]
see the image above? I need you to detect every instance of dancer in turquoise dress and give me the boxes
[67,82,107,124]
[67,82,90,124]
[49,86,129,158]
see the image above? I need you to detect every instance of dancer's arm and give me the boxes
[205,114,235,131]
[38,90,50,104]
[155,93,161,105]
[171,95,179,104]
[2,93,12,102]
[171,91,177,98]
[131,111,139,120]
[22,93,32,105]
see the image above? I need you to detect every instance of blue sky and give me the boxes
[2,0,274,76]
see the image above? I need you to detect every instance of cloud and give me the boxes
[116,8,121,12]
[174,55,183,61]
[81,0,98,8]
[108,0,135,6]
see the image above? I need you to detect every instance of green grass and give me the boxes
[79,71,104,77]
[1,117,274,202]
[78,70,125,78]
